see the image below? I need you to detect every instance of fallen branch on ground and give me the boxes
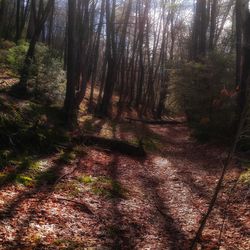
[74,135,146,157]
[125,117,184,125]
[54,197,94,215]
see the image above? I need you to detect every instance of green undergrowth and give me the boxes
[0,95,74,188]
[239,161,250,185]
[0,95,70,157]
[56,175,126,199]
[0,156,43,187]
[78,175,127,199]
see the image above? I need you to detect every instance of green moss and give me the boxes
[93,177,126,199]
[15,175,34,187]
[78,175,126,199]
[78,175,95,184]
[239,168,250,185]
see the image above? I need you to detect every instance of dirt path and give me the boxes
[0,122,249,249]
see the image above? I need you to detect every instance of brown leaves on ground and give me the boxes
[0,121,249,249]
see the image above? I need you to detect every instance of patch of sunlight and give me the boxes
[153,156,172,168]
[15,175,34,187]
[239,168,250,185]
[30,222,57,237]
[37,159,51,171]
[78,114,93,123]
[99,122,114,138]
[78,175,96,184]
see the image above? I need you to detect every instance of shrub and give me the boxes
[31,44,66,104]
[173,52,236,142]
[6,42,66,104]
[6,41,29,73]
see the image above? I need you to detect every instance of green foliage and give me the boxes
[15,175,34,186]
[78,175,95,184]
[5,42,66,104]
[92,177,126,199]
[174,52,236,142]
[0,96,69,155]
[79,175,126,199]
[31,44,66,104]
[239,167,250,185]
[0,155,40,187]
[6,41,29,73]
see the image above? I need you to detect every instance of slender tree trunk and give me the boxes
[64,0,78,127]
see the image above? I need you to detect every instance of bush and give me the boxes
[174,52,236,142]
[31,44,66,104]
[6,41,29,73]
[6,42,66,104]
[0,97,69,154]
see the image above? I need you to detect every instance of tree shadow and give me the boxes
[0,154,81,248]
[138,166,190,250]
[105,154,139,249]
[174,169,250,237]
[77,153,145,250]
[80,116,107,135]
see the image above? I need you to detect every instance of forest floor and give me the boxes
[0,76,249,249]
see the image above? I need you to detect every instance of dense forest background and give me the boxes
[0,0,249,249]
[0,0,249,143]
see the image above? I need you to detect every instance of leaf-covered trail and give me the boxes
[0,122,249,249]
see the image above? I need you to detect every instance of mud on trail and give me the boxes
[0,119,249,249]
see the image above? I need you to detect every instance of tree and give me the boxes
[237,0,250,115]
[19,0,55,92]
